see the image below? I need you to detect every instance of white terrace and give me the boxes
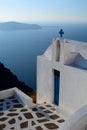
[0,88,65,130]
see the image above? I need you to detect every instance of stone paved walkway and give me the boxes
[0,96,65,130]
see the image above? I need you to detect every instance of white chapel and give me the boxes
[37,31,87,130]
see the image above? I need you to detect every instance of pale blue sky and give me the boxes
[0,0,87,23]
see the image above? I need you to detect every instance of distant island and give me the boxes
[0,21,42,30]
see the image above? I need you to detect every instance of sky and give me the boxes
[0,0,87,23]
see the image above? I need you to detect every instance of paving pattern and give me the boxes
[0,96,65,130]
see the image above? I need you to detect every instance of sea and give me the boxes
[0,22,87,90]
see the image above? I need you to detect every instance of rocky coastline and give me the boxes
[0,62,36,102]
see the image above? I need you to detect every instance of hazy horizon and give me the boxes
[0,21,87,26]
[0,0,87,23]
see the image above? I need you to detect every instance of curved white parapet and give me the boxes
[13,87,33,107]
[0,87,33,108]
[59,105,87,130]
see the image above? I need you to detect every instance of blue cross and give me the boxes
[59,29,64,38]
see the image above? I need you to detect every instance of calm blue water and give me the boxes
[0,23,87,90]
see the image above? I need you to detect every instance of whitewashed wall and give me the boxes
[37,38,87,114]
[60,65,87,112]
[37,56,54,104]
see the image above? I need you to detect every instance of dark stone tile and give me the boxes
[12,99,19,103]
[0,107,3,111]
[24,112,33,119]
[44,110,52,113]
[50,114,60,120]
[10,127,15,130]
[0,124,6,130]
[36,126,43,130]
[6,106,11,109]
[8,118,16,124]
[31,121,36,126]
[18,116,22,120]
[39,106,45,110]
[46,105,52,107]
[0,104,3,106]
[7,113,19,116]
[20,108,28,112]
[0,112,4,116]
[43,102,46,104]
[36,113,44,118]
[0,99,4,102]
[44,123,59,129]
[58,119,65,123]
[32,107,38,111]
[8,96,15,100]
[9,109,17,112]
[51,108,56,111]
[37,118,49,123]
[20,121,28,129]
[0,117,8,121]
[13,104,23,108]
[6,102,10,105]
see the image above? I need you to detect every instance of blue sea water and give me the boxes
[0,23,87,90]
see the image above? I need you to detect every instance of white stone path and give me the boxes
[0,96,65,130]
